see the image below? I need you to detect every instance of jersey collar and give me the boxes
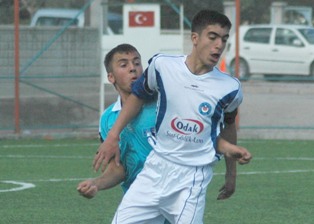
[112,96,122,112]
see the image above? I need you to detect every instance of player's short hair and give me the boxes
[104,44,141,73]
[191,9,232,34]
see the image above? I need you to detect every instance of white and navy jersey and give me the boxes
[132,54,243,166]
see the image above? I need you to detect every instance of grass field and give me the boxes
[1,138,313,224]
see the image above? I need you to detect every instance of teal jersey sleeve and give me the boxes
[99,104,115,142]
[99,103,128,166]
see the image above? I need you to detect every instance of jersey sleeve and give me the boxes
[99,105,128,165]
[99,110,109,142]
[224,81,243,113]
[223,109,238,125]
[131,54,160,101]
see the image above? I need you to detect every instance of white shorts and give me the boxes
[112,151,214,224]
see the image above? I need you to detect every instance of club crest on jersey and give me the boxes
[171,117,204,135]
[199,102,211,116]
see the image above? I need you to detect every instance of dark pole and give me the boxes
[235,0,241,129]
[235,0,240,79]
[14,0,20,134]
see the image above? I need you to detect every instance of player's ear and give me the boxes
[107,72,115,85]
[191,32,199,45]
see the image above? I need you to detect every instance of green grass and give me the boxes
[1,139,313,224]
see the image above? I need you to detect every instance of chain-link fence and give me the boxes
[0,25,101,137]
[1,1,314,140]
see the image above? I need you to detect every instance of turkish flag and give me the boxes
[129,11,154,27]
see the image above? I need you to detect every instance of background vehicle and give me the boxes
[30,8,122,34]
[225,24,314,79]
[30,8,85,27]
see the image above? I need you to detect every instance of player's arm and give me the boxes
[217,119,237,200]
[93,94,145,172]
[217,109,251,165]
[77,160,125,199]
[216,109,251,200]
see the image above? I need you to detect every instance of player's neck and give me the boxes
[119,92,132,107]
[185,54,213,75]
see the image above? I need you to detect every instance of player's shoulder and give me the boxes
[149,53,184,64]
[100,103,118,122]
[102,103,115,115]
[213,67,241,86]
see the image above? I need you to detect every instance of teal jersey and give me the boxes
[99,97,156,193]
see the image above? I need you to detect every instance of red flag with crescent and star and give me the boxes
[129,11,154,27]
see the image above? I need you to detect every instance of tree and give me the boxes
[1,0,314,26]
[240,0,274,24]
[240,0,314,25]
[0,0,87,25]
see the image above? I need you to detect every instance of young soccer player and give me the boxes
[77,43,155,195]
[93,10,252,224]
[77,44,243,200]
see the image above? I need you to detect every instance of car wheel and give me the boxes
[230,59,250,80]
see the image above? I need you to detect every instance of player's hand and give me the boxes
[93,132,120,172]
[77,179,98,199]
[225,145,252,165]
[234,146,252,165]
[217,174,236,200]
[216,137,252,165]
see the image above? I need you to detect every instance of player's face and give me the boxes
[192,24,230,70]
[109,51,143,94]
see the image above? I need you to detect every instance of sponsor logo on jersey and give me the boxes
[199,102,211,116]
[170,117,204,135]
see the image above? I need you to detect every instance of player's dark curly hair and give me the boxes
[191,10,232,34]
[104,44,141,73]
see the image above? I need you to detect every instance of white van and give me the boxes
[30,8,123,34]
[225,24,314,79]
[30,8,85,27]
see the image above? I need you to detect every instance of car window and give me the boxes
[108,20,122,34]
[36,17,79,27]
[275,28,301,46]
[298,28,314,44]
[243,28,272,44]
